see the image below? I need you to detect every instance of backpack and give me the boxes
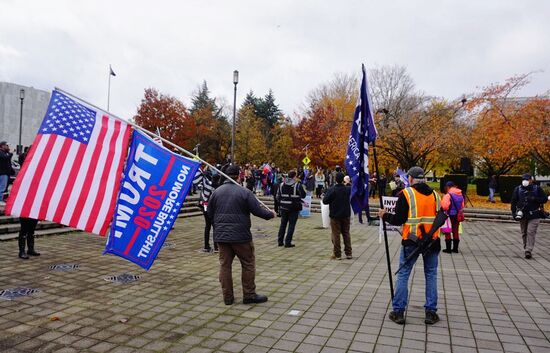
[450,194,465,222]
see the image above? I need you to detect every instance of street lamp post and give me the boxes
[18,89,25,155]
[231,70,239,164]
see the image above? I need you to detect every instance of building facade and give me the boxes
[0,82,50,150]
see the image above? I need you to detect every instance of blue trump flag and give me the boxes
[346,65,378,213]
[104,130,200,270]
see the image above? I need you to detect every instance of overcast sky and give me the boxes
[1,0,549,120]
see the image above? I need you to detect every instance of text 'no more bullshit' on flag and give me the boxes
[105,130,200,270]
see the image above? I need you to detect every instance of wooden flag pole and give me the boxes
[55,87,273,211]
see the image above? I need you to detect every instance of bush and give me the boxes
[499,175,522,203]
[476,178,489,196]
[440,174,469,194]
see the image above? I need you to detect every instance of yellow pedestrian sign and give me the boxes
[302,156,311,165]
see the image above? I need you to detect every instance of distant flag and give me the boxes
[109,65,116,77]
[396,167,410,187]
[345,64,377,213]
[6,90,131,236]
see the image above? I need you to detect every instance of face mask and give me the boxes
[522,180,529,187]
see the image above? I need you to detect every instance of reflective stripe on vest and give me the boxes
[402,187,440,241]
[280,183,301,207]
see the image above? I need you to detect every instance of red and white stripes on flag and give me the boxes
[6,90,131,236]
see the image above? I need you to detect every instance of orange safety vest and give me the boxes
[402,187,441,241]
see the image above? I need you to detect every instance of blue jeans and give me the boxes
[393,243,439,313]
[278,210,299,245]
[489,188,496,202]
[0,175,8,197]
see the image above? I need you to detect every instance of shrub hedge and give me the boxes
[476,178,490,196]
[499,175,523,203]
[440,174,469,194]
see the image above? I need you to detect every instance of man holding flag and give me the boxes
[346,64,395,305]
[378,166,442,325]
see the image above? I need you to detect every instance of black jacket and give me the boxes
[0,150,13,176]
[322,183,351,219]
[511,184,547,220]
[208,180,274,243]
[277,178,306,212]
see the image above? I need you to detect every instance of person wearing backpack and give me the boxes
[276,169,306,247]
[511,174,548,259]
[440,181,465,253]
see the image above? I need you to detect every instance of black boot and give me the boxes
[452,239,460,253]
[442,240,452,253]
[27,234,40,256]
[18,233,29,259]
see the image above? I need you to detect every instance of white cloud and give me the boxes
[0,0,548,120]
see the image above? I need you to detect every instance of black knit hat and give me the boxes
[226,165,240,176]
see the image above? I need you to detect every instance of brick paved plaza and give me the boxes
[1,214,549,353]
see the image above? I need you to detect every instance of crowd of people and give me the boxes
[4,139,549,325]
[197,161,548,327]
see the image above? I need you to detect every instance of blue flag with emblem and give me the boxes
[346,65,378,214]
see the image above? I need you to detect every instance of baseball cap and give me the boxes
[522,173,532,181]
[407,166,425,179]
[0,141,8,146]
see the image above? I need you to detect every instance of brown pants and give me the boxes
[330,217,351,258]
[218,242,256,300]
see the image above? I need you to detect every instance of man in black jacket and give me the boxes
[511,173,548,259]
[208,165,276,305]
[323,172,352,260]
[276,170,306,247]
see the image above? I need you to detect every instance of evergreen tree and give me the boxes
[188,80,230,163]
[242,90,259,111]
[190,81,223,119]
[256,89,281,128]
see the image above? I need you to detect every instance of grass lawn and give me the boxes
[396,182,511,210]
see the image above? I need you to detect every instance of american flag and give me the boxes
[6,90,131,236]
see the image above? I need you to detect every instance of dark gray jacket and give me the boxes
[323,183,351,219]
[511,184,547,220]
[208,180,274,243]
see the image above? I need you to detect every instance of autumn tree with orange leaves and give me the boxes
[134,88,194,150]
[294,73,358,169]
[466,73,550,176]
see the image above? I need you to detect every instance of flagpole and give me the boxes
[107,65,112,111]
[55,87,273,212]
[372,140,394,300]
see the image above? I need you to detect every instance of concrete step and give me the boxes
[0,220,65,235]
[0,226,77,241]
